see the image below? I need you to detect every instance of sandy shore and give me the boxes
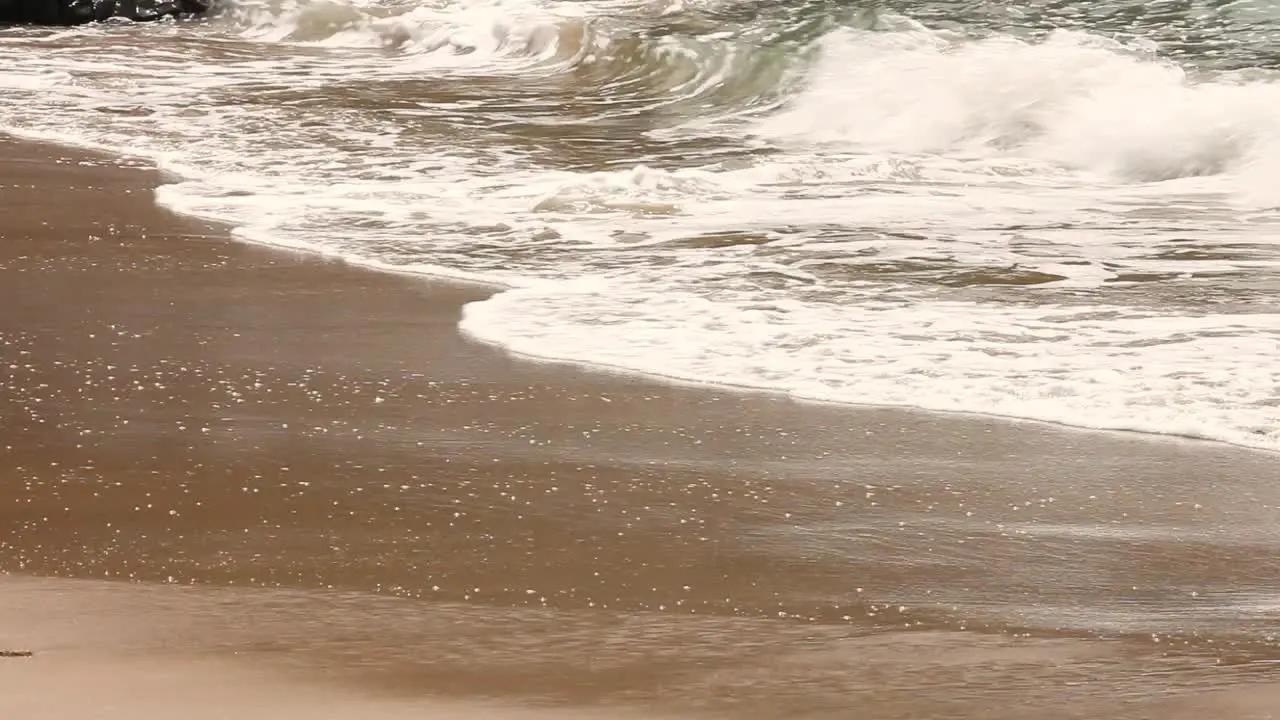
[3,136,1280,718]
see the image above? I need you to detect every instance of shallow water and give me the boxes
[2,0,1279,451]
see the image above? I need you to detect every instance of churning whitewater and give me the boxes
[1,0,1277,450]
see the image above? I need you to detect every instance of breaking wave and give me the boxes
[1,0,1278,452]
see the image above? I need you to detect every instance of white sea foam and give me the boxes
[1,1,1277,453]
[459,282,1280,450]
[754,27,1280,186]
[222,0,596,69]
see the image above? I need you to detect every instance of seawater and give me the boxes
[1,0,1278,451]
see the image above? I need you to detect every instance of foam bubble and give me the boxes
[531,165,728,215]
[460,282,1280,452]
[219,0,596,67]
[2,3,1278,455]
[755,27,1280,187]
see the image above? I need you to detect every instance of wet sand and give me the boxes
[3,136,1280,718]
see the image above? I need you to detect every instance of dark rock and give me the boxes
[0,650,34,657]
[0,0,210,25]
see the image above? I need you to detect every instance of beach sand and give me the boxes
[2,136,1279,718]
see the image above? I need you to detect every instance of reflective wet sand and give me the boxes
[2,138,1280,718]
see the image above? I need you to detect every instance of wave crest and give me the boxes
[755,25,1280,185]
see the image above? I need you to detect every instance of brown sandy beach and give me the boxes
[3,136,1280,718]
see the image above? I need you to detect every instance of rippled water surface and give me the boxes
[1,0,1278,449]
